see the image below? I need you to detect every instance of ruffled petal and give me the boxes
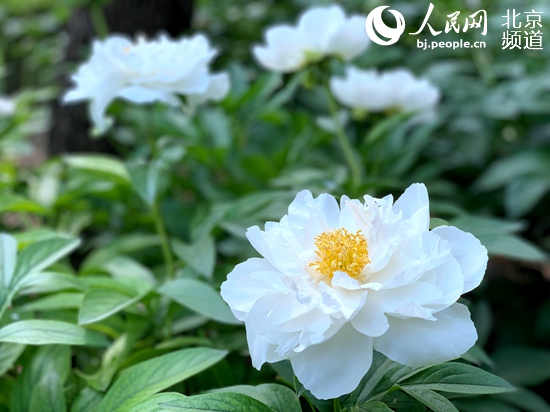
[392,183,430,231]
[374,303,477,367]
[291,323,374,399]
[432,226,488,294]
[220,257,287,320]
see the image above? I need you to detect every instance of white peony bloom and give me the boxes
[330,66,440,117]
[63,33,229,133]
[221,183,487,399]
[252,5,369,73]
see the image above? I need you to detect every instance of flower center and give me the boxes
[309,228,370,281]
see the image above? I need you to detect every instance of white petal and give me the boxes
[220,257,287,320]
[326,15,369,60]
[291,323,374,399]
[318,279,366,320]
[374,303,477,367]
[117,86,179,105]
[432,226,488,293]
[298,5,345,53]
[287,190,340,248]
[351,294,389,337]
[246,327,283,369]
[392,183,430,231]
[253,25,307,72]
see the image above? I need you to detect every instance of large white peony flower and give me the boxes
[252,5,369,73]
[221,184,487,399]
[330,66,440,118]
[63,33,229,133]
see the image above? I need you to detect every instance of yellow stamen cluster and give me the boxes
[309,228,370,281]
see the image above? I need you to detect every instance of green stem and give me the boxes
[324,85,361,191]
[90,3,109,38]
[333,397,341,412]
[151,200,175,281]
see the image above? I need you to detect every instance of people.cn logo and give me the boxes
[365,5,406,45]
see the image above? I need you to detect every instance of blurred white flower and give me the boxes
[253,5,369,73]
[63,33,229,133]
[330,66,440,118]
[0,97,15,116]
[221,183,487,399]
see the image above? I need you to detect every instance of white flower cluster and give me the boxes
[64,34,229,133]
[221,184,487,399]
[330,66,440,117]
[253,5,369,73]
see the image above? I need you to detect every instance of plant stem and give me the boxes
[333,397,341,412]
[324,85,361,191]
[151,200,174,281]
[89,3,109,39]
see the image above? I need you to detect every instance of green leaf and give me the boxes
[476,233,548,262]
[78,334,131,392]
[505,175,550,218]
[158,278,240,325]
[0,194,49,215]
[0,343,25,377]
[28,370,67,412]
[429,218,448,230]
[12,236,80,288]
[124,393,186,412]
[475,149,550,191]
[452,398,519,412]
[159,392,273,412]
[97,347,227,412]
[0,320,109,346]
[363,111,412,147]
[11,345,70,412]
[65,154,131,185]
[491,346,550,387]
[79,277,152,325]
[0,233,17,287]
[349,401,394,412]
[399,387,458,412]
[352,352,413,404]
[17,271,84,295]
[496,388,550,412]
[450,216,525,236]
[171,237,216,279]
[71,387,103,412]
[126,160,168,206]
[199,108,232,149]
[80,234,160,272]
[264,71,306,111]
[399,362,513,395]
[17,292,83,312]
[211,384,301,412]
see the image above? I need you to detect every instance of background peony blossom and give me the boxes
[0,96,15,116]
[63,33,229,133]
[221,184,488,399]
[252,5,369,73]
[330,66,440,118]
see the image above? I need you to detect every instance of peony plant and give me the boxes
[221,183,488,399]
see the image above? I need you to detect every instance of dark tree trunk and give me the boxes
[48,0,193,156]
